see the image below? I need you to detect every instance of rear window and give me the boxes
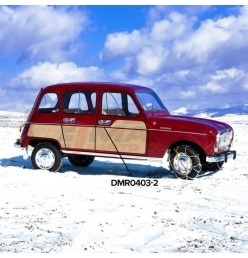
[38,93,59,113]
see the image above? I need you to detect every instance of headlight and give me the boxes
[215,129,233,152]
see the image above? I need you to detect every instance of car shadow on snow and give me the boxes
[0,155,222,179]
[0,155,34,170]
[61,158,174,179]
[0,155,174,179]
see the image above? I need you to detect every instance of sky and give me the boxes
[0,3,248,112]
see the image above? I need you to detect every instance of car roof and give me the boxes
[41,82,151,93]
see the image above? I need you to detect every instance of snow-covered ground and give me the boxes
[0,112,247,253]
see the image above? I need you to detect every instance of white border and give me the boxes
[0,0,247,5]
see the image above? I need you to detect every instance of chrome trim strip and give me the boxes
[28,122,95,127]
[160,127,171,130]
[62,150,163,162]
[26,122,58,126]
[149,128,207,136]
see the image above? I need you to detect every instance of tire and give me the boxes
[68,154,95,167]
[202,161,224,172]
[31,142,62,172]
[169,145,202,179]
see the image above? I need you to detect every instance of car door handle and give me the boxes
[63,118,76,123]
[98,120,111,125]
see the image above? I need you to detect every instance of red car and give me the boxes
[15,82,236,179]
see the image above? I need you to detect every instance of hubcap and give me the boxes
[35,148,55,169]
[173,152,193,176]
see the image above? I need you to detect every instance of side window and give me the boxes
[68,92,86,110]
[63,91,96,114]
[38,93,58,113]
[127,95,139,115]
[102,92,139,116]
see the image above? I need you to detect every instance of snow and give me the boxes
[0,112,248,253]
[172,107,188,115]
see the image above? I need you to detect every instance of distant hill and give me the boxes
[0,111,26,128]
[173,104,248,118]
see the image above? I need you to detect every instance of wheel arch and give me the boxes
[168,140,206,162]
[29,138,62,152]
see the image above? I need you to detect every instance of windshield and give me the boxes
[136,90,166,111]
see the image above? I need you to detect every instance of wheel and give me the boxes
[31,142,62,172]
[169,145,202,179]
[68,155,94,167]
[202,161,224,172]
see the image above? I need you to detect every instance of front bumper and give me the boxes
[206,150,236,163]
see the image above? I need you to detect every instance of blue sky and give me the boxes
[0,4,248,112]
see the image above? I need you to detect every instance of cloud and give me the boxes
[243,83,248,91]
[150,11,193,43]
[0,61,106,111]
[100,9,194,74]
[2,5,248,112]
[10,62,106,89]
[147,65,248,111]
[179,89,196,99]
[200,82,227,93]
[198,68,245,95]
[210,68,244,80]
[97,5,248,111]
[174,17,234,63]
[0,6,88,62]
[101,6,248,75]
[100,10,194,74]
[136,46,168,75]
[100,30,144,61]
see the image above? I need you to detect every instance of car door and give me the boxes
[61,90,97,151]
[96,91,147,156]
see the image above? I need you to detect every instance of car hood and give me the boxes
[151,113,232,134]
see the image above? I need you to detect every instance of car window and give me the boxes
[38,93,59,113]
[102,92,139,116]
[136,91,166,111]
[63,91,96,114]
